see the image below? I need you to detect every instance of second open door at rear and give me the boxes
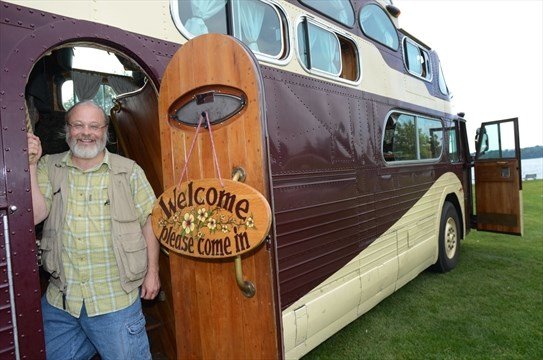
[474,118,523,235]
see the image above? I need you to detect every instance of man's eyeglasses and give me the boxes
[67,122,108,132]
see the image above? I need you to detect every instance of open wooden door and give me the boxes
[474,118,523,235]
[157,34,280,359]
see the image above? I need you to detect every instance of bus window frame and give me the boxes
[381,110,444,165]
[402,37,433,82]
[438,61,449,95]
[295,16,361,85]
[169,0,292,66]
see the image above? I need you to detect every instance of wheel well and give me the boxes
[445,193,464,240]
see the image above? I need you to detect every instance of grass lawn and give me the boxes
[303,180,543,360]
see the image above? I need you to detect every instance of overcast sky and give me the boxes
[397,0,543,150]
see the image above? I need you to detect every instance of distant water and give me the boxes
[522,158,543,180]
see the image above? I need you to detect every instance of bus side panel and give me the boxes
[282,172,463,359]
[1,4,47,357]
[158,35,280,359]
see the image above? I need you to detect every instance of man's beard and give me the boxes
[67,131,108,159]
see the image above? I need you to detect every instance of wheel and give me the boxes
[433,201,460,272]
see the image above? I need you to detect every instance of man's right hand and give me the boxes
[27,132,42,165]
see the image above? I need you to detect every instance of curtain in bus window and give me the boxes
[329,0,351,25]
[108,76,138,95]
[239,1,266,52]
[184,0,226,36]
[72,71,101,100]
[308,23,340,74]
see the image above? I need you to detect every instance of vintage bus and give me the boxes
[0,0,522,359]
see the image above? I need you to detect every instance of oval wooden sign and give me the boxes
[152,179,272,259]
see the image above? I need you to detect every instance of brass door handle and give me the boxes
[231,167,256,298]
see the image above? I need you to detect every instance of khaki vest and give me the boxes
[39,152,148,294]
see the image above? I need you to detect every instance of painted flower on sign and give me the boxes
[197,207,208,222]
[182,213,195,234]
[246,217,254,228]
[207,218,217,231]
[160,205,256,238]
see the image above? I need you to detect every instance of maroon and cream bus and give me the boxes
[0,0,522,359]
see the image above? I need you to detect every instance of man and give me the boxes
[27,100,160,360]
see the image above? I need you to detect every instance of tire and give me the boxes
[433,201,460,272]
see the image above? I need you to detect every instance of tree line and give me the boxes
[480,145,543,159]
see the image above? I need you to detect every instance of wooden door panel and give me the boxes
[474,118,522,235]
[475,160,522,234]
[158,34,279,359]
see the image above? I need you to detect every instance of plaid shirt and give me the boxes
[38,151,156,317]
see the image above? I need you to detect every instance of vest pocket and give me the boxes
[116,233,148,281]
[40,230,61,277]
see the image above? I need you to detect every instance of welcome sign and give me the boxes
[151,179,272,259]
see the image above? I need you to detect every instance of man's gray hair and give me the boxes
[65,100,109,126]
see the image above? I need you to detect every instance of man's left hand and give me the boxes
[141,268,160,300]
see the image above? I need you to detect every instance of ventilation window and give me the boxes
[404,38,432,81]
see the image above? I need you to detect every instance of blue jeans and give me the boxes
[41,295,151,360]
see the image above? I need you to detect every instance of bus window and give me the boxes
[419,117,443,159]
[404,38,432,81]
[297,19,359,81]
[60,47,138,114]
[476,121,517,160]
[172,0,286,60]
[383,112,443,162]
[359,3,399,50]
[174,0,227,36]
[438,62,449,95]
[297,20,341,76]
[61,80,116,113]
[299,0,355,27]
[447,121,460,162]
